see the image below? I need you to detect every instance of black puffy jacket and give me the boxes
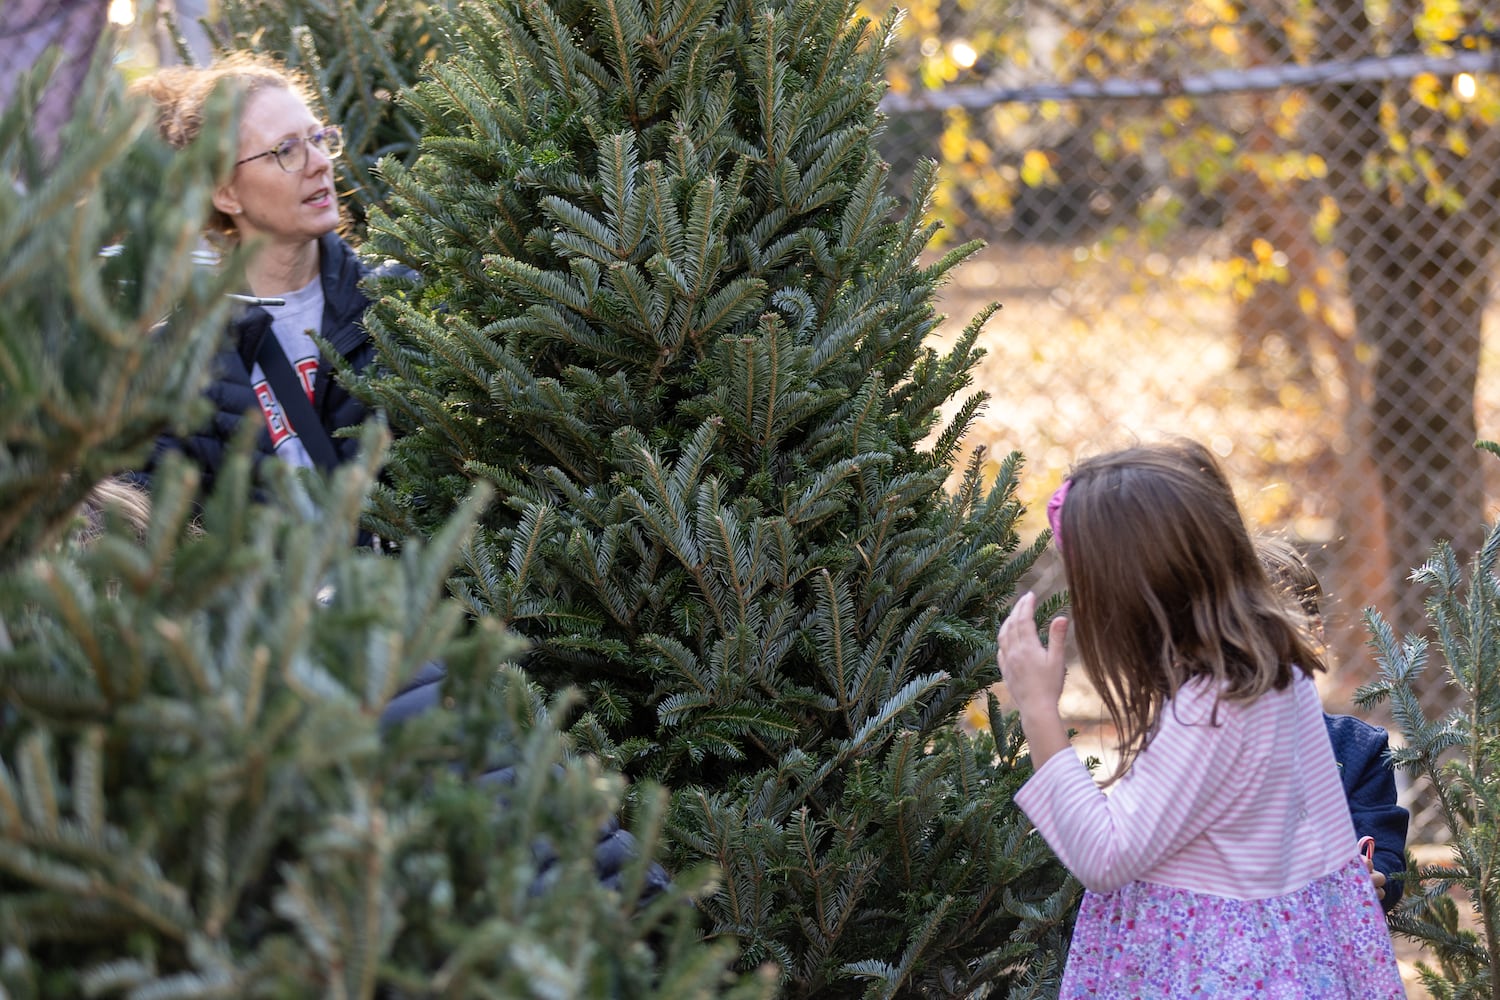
[153,231,378,493]
[380,662,673,900]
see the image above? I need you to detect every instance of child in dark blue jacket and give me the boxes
[1258,536,1409,911]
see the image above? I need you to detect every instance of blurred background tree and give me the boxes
[0,0,107,160]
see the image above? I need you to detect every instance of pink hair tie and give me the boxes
[1046,478,1071,554]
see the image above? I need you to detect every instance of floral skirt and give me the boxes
[1060,858,1406,999]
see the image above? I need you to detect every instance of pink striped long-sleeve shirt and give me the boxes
[1014,670,1357,898]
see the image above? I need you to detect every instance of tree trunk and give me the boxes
[0,0,108,161]
[1304,0,1497,635]
[1346,191,1490,627]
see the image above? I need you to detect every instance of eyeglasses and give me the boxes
[234,126,344,172]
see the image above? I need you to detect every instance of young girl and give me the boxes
[999,440,1405,998]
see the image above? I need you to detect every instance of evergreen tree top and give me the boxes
[341,0,1077,989]
[358,0,1021,783]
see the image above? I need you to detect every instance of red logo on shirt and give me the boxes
[253,379,294,447]
[295,357,318,400]
[251,358,317,449]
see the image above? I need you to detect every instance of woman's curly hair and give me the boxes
[131,52,317,238]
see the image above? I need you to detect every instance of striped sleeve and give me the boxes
[1014,682,1246,893]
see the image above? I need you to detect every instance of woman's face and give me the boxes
[213,86,341,247]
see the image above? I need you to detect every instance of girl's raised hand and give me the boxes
[997,591,1069,716]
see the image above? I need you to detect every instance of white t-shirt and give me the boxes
[248,276,324,469]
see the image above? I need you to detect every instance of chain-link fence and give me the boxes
[871,2,1500,844]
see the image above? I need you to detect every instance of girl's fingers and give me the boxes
[1047,614,1069,650]
[998,593,1047,683]
[1046,615,1069,674]
[1004,592,1035,632]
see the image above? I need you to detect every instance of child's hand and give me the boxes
[1365,857,1387,901]
[1357,835,1385,901]
[997,591,1069,716]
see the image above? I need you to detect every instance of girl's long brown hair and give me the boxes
[1056,439,1324,783]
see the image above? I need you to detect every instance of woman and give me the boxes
[135,53,380,491]
[131,58,672,903]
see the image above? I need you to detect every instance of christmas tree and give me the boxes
[1358,441,1500,1000]
[0,46,770,1000]
[0,43,234,567]
[349,0,1077,993]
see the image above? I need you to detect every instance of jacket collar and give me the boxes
[230,232,371,365]
[316,231,373,356]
